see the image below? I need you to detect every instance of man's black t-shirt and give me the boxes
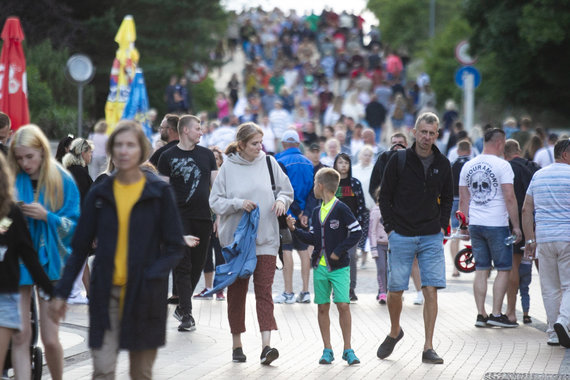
[451,155,470,197]
[149,140,178,167]
[157,145,217,221]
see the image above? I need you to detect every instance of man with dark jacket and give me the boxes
[377,112,453,365]
[149,114,180,167]
[368,132,407,201]
[504,139,540,323]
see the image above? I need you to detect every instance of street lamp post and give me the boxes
[65,54,95,137]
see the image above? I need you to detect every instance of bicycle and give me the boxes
[444,211,475,273]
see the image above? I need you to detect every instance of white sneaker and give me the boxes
[274,292,295,304]
[67,294,88,305]
[413,292,424,305]
[547,334,560,346]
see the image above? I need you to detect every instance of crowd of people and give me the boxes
[0,6,569,379]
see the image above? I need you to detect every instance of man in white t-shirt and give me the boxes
[459,128,522,329]
[533,133,558,168]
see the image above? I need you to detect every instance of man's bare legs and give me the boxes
[298,249,310,293]
[282,248,310,295]
[282,250,294,294]
[506,254,523,322]
[474,269,489,316]
[492,270,510,316]
[449,234,460,277]
[422,286,438,351]
[387,290,404,338]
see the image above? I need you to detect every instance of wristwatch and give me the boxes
[525,239,536,244]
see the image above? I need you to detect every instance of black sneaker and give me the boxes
[475,314,488,327]
[232,347,246,362]
[178,314,196,332]
[173,306,183,322]
[260,346,279,365]
[422,349,444,364]
[377,328,404,359]
[349,289,358,302]
[167,295,179,305]
[487,314,518,328]
[554,322,570,348]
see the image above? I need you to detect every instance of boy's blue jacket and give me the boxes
[293,199,362,270]
[206,207,259,295]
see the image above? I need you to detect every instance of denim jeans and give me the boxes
[469,225,512,271]
[387,231,446,292]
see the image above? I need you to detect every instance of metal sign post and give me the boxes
[455,65,481,133]
[464,73,474,132]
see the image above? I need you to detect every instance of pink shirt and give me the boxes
[217,98,230,120]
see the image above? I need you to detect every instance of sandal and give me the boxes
[523,315,532,324]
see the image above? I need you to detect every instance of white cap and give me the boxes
[281,130,300,144]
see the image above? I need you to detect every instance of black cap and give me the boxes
[309,143,320,151]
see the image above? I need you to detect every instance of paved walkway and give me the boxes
[32,242,569,379]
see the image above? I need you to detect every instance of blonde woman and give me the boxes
[7,124,80,380]
[0,153,54,373]
[62,138,95,303]
[209,122,293,364]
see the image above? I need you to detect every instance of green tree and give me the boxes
[24,40,95,138]
[366,0,462,52]
[464,0,570,117]
[420,17,472,107]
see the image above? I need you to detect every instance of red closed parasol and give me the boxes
[0,16,30,130]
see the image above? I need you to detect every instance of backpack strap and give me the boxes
[397,149,406,178]
[266,155,276,192]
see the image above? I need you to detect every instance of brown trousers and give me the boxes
[227,255,278,334]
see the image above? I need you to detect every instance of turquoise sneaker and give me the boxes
[342,348,360,365]
[319,348,334,364]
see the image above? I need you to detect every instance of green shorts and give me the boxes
[313,265,350,304]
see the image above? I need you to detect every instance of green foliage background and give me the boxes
[367,0,570,127]
[1,0,227,137]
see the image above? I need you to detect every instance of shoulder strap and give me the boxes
[266,155,276,191]
[397,149,406,177]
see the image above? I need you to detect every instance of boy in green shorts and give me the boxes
[286,168,362,365]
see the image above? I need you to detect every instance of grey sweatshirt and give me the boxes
[209,151,294,256]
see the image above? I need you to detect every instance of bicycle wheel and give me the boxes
[455,248,476,273]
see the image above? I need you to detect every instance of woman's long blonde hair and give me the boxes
[0,153,14,219]
[8,124,64,210]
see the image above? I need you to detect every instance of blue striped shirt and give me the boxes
[526,163,570,243]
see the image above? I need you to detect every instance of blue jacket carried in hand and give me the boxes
[206,207,259,295]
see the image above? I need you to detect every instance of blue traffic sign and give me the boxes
[455,66,481,88]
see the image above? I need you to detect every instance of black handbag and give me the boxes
[265,156,292,247]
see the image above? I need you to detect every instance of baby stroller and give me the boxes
[2,290,43,380]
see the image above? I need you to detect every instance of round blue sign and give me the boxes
[455,66,481,88]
